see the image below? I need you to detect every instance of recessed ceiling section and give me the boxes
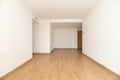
[51,22,82,29]
[25,0,99,19]
[50,22,82,30]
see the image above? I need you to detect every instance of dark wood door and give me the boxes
[78,31,82,49]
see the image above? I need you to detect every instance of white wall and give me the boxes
[53,27,78,48]
[83,0,120,75]
[51,22,82,49]
[33,21,51,53]
[50,26,54,50]
[33,20,82,53]
[0,0,32,77]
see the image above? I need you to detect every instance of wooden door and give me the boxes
[78,31,82,49]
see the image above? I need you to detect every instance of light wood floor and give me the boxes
[1,49,120,80]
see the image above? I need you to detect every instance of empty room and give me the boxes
[0,0,120,80]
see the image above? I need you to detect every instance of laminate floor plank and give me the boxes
[1,49,120,80]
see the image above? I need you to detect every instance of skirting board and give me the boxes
[54,48,78,50]
[33,51,52,54]
[33,49,55,54]
[0,58,32,78]
[83,53,120,77]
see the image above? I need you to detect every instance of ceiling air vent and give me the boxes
[33,16,39,23]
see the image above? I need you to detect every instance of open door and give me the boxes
[78,31,82,50]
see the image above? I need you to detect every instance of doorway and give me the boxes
[51,22,82,50]
[77,31,82,50]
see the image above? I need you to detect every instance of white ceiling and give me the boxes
[51,22,82,28]
[25,0,99,19]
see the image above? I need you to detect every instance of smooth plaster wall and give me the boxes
[53,27,78,48]
[83,0,120,75]
[33,21,51,53]
[0,0,32,77]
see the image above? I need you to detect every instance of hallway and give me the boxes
[1,49,120,80]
